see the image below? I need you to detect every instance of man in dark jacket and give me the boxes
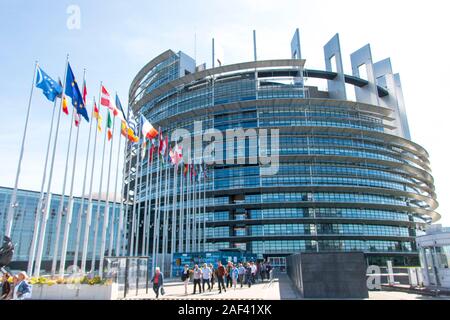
[1,272,11,300]
[151,267,164,298]
[245,263,253,288]
[216,261,227,294]
[226,261,233,288]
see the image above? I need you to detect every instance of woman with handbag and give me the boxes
[181,265,190,295]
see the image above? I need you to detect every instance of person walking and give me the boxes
[181,265,190,295]
[266,262,273,281]
[260,261,266,282]
[238,263,246,288]
[256,262,261,282]
[231,265,239,290]
[245,263,253,288]
[1,272,12,300]
[201,263,211,292]
[216,261,226,294]
[225,261,233,288]
[250,261,257,284]
[13,272,31,300]
[209,263,216,290]
[151,267,164,299]
[192,264,202,294]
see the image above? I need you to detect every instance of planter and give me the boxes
[32,283,119,300]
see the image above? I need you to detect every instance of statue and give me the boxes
[0,236,14,274]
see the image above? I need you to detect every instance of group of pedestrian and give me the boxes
[177,260,273,296]
[0,271,32,300]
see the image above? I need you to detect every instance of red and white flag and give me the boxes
[141,115,158,139]
[101,85,119,117]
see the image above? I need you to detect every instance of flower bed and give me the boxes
[29,276,119,300]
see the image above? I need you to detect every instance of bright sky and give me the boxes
[0,0,449,225]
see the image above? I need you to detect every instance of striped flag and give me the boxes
[101,85,119,117]
[93,99,102,132]
[107,111,113,141]
[74,112,81,127]
[62,96,69,115]
[140,115,158,140]
[121,121,128,138]
[82,78,87,105]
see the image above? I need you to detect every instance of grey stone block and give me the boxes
[287,252,369,299]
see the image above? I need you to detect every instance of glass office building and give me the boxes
[127,31,440,266]
[0,186,119,270]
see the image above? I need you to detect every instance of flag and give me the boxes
[149,140,156,160]
[203,163,208,179]
[198,164,203,182]
[35,66,63,102]
[65,63,89,122]
[190,164,194,181]
[159,134,168,160]
[100,85,111,108]
[93,100,102,132]
[126,108,139,143]
[172,144,183,166]
[169,144,183,167]
[74,112,81,127]
[121,121,128,137]
[140,115,158,140]
[183,164,188,176]
[101,85,119,117]
[128,127,139,143]
[82,77,87,105]
[62,96,69,115]
[115,95,127,122]
[142,139,147,158]
[107,111,113,141]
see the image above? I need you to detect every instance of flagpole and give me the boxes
[198,165,203,252]
[199,170,204,251]
[130,119,143,256]
[80,94,101,274]
[155,134,165,267]
[27,95,58,276]
[5,61,38,238]
[59,108,81,278]
[34,56,69,277]
[109,109,123,257]
[185,162,190,253]
[90,106,109,274]
[50,103,75,277]
[203,165,207,251]
[124,143,139,256]
[134,139,145,256]
[117,105,132,257]
[151,129,161,273]
[74,79,94,269]
[170,162,178,277]
[143,141,154,256]
[145,145,156,256]
[99,115,116,278]
[116,131,129,257]
[178,167,184,253]
[160,158,168,275]
[192,167,197,252]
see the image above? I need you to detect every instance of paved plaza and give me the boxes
[121,274,450,300]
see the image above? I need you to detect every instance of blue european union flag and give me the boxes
[35,66,63,102]
[65,63,89,122]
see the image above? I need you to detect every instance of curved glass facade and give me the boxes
[127,50,439,266]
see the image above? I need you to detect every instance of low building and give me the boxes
[0,186,120,272]
[416,224,450,289]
